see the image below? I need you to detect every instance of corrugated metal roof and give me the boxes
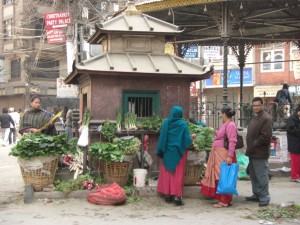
[99,13,181,33]
[65,52,213,84]
[77,52,206,74]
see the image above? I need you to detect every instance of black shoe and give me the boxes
[259,201,269,207]
[245,195,259,202]
[174,196,184,206]
[165,195,174,204]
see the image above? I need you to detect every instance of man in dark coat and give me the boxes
[286,104,300,183]
[0,107,15,146]
[245,97,273,207]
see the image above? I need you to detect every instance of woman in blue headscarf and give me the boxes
[156,106,194,206]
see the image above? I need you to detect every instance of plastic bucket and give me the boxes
[133,169,147,187]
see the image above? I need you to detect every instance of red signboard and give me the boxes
[44,12,71,30]
[47,29,65,44]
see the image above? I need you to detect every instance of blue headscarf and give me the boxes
[156,106,192,173]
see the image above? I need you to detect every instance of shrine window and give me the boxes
[261,49,284,72]
[122,90,160,118]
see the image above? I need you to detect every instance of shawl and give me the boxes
[156,106,192,172]
[19,108,56,135]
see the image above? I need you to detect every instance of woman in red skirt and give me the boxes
[156,106,194,206]
[201,106,237,208]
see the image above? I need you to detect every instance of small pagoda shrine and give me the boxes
[64,0,213,171]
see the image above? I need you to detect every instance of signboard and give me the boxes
[57,77,79,98]
[164,43,175,55]
[184,46,198,58]
[205,68,253,88]
[203,46,221,60]
[288,85,300,96]
[254,85,281,97]
[4,87,14,95]
[269,133,289,163]
[44,12,71,30]
[47,29,65,44]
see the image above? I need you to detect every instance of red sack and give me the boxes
[87,182,127,205]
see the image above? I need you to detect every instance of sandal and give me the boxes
[212,202,229,208]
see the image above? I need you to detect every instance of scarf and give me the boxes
[156,106,192,172]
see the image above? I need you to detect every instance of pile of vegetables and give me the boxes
[112,136,141,155]
[9,133,75,160]
[138,115,162,132]
[124,112,137,131]
[100,121,117,142]
[89,142,122,162]
[55,174,104,195]
[188,122,214,151]
[89,136,141,162]
[116,110,122,132]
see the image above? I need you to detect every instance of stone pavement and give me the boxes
[0,144,299,206]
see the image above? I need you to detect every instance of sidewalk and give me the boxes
[0,144,299,205]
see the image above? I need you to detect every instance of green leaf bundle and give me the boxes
[9,133,71,160]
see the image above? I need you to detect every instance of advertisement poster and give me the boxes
[205,68,253,88]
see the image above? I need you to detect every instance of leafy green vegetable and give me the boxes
[89,142,123,162]
[100,121,117,142]
[112,137,141,155]
[188,122,214,151]
[9,133,74,160]
[138,115,162,132]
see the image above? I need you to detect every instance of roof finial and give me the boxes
[124,0,141,15]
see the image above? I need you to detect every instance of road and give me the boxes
[0,144,299,225]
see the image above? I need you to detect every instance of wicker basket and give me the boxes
[103,161,132,187]
[184,163,202,186]
[20,158,58,191]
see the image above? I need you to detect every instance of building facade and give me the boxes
[0,0,127,111]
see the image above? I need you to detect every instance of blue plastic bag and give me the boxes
[216,162,239,196]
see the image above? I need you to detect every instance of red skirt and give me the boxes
[201,147,237,204]
[157,151,187,197]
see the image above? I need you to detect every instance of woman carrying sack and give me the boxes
[201,106,237,208]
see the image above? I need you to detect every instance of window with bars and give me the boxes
[31,59,59,79]
[3,19,13,42]
[122,90,160,118]
[11,58,21,79]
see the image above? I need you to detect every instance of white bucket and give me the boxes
[133,168,147,187]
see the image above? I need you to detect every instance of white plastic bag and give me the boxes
[77,125,89,147]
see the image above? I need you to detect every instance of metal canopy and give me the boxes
[136,0,300,127]
[137,0,300,47]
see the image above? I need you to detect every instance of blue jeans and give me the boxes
[65,126,73,141]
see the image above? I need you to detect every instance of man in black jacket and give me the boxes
[0,107,15,147]
[245,97,273,207]
[274,83,292,119]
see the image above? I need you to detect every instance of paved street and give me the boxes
[0,144,299,225]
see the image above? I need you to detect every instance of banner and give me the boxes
[205,68,253,88]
